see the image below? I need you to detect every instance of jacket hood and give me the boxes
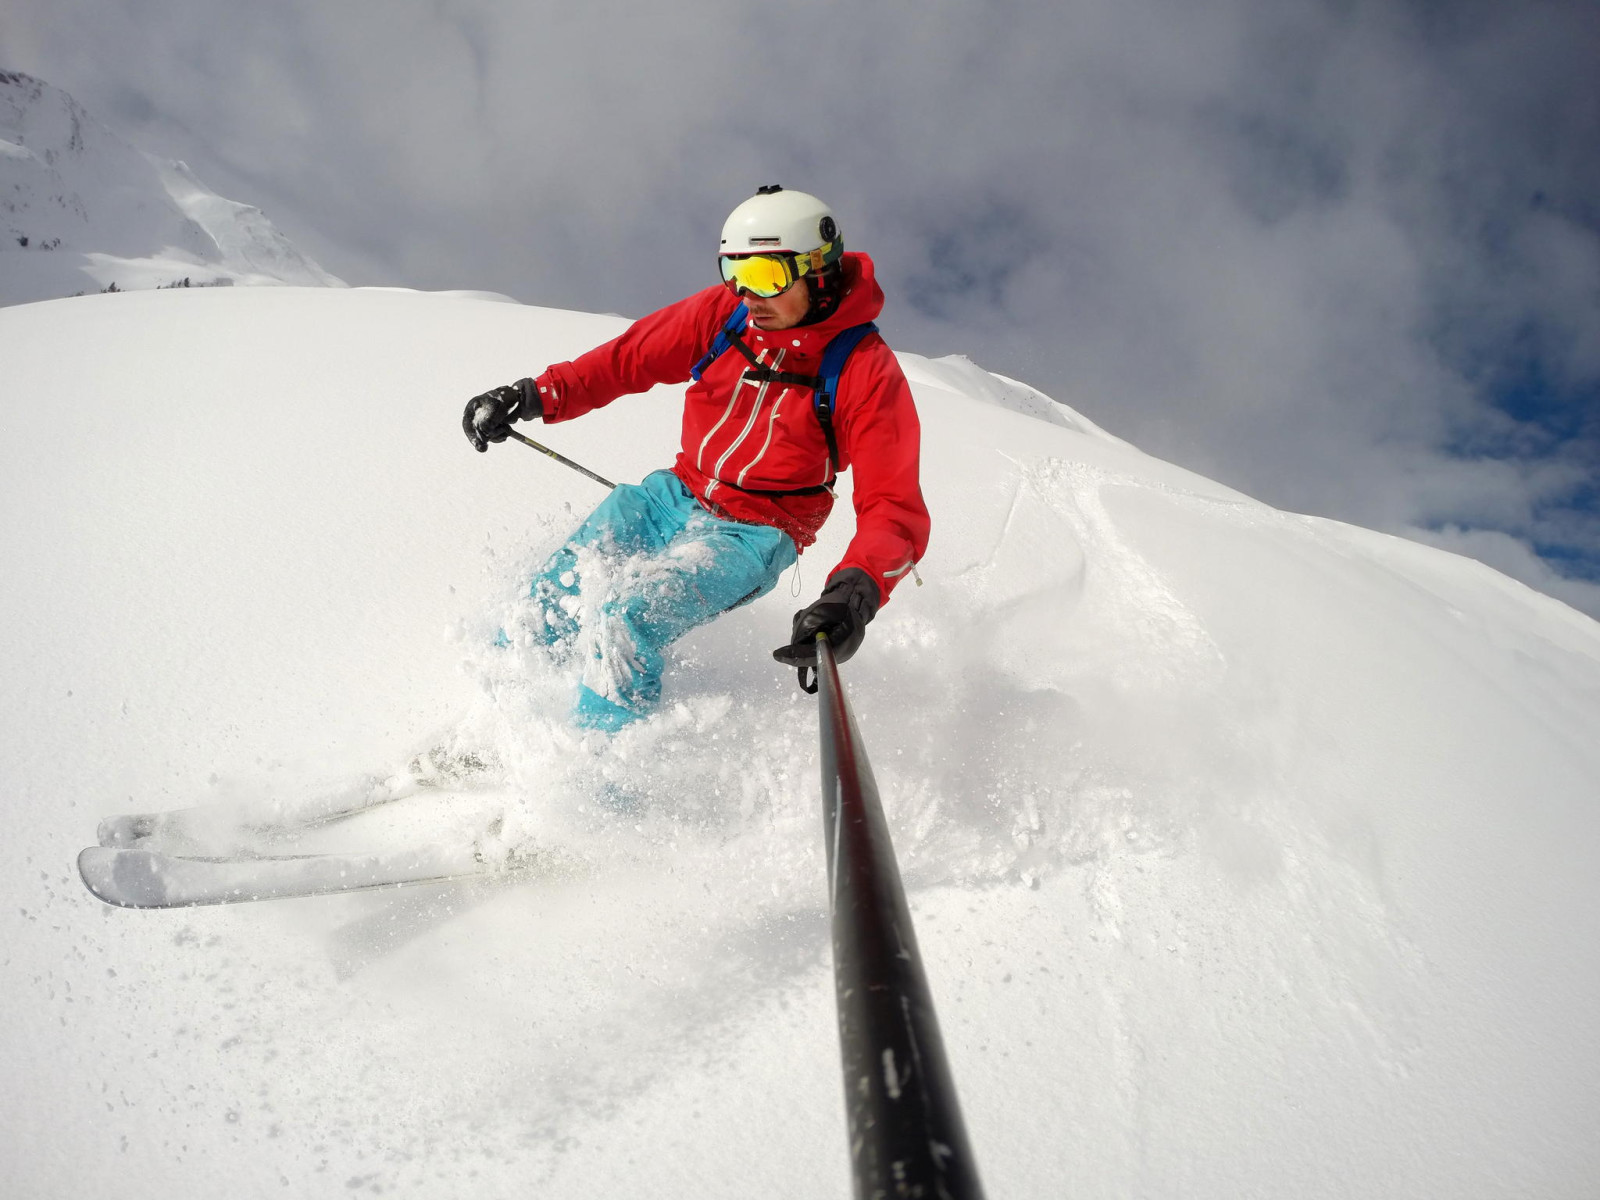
[827,251,885,328]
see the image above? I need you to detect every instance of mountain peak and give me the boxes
[0,70,344,305]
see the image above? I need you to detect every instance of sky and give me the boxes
[5,0,1598,616]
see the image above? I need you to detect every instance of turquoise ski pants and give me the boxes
[530,469,797,731]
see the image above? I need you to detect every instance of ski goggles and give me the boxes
[719,240,843,298]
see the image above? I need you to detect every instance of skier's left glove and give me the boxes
[773,568,881,688]
[462,377,541,452]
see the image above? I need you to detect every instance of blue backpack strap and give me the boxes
[690,303,749,381]
[812,322,878,476]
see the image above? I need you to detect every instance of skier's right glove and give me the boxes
[772,568,881,690]
[462,377,541,452]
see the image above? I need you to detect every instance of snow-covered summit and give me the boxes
[0,70,343,305]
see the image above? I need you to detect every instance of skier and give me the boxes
[462,186,930,731]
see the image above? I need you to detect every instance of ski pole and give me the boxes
[503,428,615,491]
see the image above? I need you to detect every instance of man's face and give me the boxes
[743,279,812,331]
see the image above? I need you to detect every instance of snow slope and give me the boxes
[2,287,1598,1198]
[0,71,343,306]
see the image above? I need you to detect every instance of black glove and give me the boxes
[772,568,881,679]
[462,378,541,452]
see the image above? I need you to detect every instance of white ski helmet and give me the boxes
[719,185,843,271]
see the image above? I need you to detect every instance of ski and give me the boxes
[77,841,570,910]
[97,747,499,849]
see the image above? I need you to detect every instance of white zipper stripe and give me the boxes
[697,359,760,473]
[736,386,789,487]
[714,347,784,481]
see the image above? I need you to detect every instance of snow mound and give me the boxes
[0,70,343,305]
[899,350,1128,440]
[1,286,1597,1198]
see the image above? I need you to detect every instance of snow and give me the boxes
[2,285,1598,1197]
[0,72,343,306]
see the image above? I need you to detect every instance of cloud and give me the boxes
[7,0,1599,616]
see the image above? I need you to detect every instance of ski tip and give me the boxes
[96,813,156,848]
[77,846,173,909]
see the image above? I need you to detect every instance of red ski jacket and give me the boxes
[533,253,930,605]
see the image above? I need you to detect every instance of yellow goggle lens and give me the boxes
[719,253,799,298]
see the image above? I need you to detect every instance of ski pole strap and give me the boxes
[773,632,826,693]
[796,630,833,694]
